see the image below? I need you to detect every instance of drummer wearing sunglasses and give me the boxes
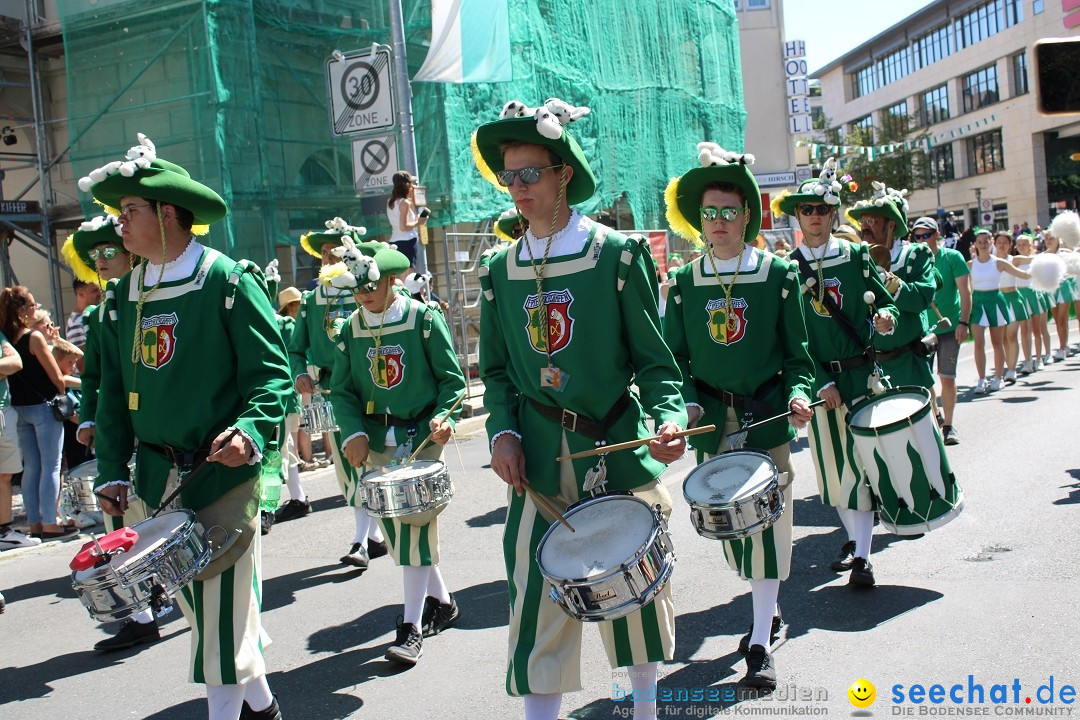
[474,99,687,720]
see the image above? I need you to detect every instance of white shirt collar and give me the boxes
[517,211,590,261]
[141,238,201,286]
[361,293,407,326]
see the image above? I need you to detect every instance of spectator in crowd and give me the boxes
[65,279,100,351]
[32,308,60,346]
[52,339,92,478]
[0,328,37,550]
[0,286,71,539]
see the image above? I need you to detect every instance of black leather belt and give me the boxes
[368,402,437,429]
[694,374,781,417]
[823,352,875,374]
[876,336,932,362]
[527,392,632,442]
[142,440,213,469]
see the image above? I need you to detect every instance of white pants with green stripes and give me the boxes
[503,434,675,697]
[326,430,362,507]
[709,408,795,581]
[807,403,875,512]
[366,444,445,566]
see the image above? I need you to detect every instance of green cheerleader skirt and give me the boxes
[971,289,1013,327]
[1002,290,1031,322]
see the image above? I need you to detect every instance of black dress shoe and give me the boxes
[849,557,876,587]
[94,618,160,652]
[274,498,310,523]
[742,645,777,689]
[738,611,783,654]
[340,543,369,570]
[830,540,856,571]
[367,539,388,560]
[240,695,282,720]
[260,511,274,536]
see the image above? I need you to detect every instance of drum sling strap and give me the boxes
[793,252,875,374]
[367,402,438,430]
[527,391,633,443]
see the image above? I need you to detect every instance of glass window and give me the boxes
[850,115,875,143]
[851,65,877,99]
[1034,0,1044,14]
[962,64,1000,113]
[925,144,955,183]
[912,24,954,71]
[885,101,909,134]
[746,0,770,8]
[922,84,950,125]
[967,129,1004,175]
[1013,51,1028,96]
[956,0,1023,49]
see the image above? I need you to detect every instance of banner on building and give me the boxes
[413,0,512,83]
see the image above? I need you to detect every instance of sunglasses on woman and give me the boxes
[88,245,123,261]
[494,164,564,187]
[797,205,833,217]
[700,206,742,222]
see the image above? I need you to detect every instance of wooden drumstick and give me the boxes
[524,484,575,533]
[404,392,467,465]
[929,302,952,330]
[554,425,716,462]
[723,400,826,438]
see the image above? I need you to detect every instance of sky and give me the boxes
[783,0,938,74]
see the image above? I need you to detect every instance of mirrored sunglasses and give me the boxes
[912,231,935,241]
[494,164,563,187]
[700,206,742,222]
[88,245,123,261]
[797,205,833,217]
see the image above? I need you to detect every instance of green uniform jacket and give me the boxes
[80,304,102,429]
[479,222,687,496]
[288,285,356,380]
[875,241,936,389]
[95,247,292,510]
[795,238,899,405]
[330,297,466,453]
[277,314,300,415]
[664,250,814,453]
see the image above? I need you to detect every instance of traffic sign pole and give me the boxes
[388,0,427,273]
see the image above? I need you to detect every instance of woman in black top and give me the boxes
[0,286,69,537]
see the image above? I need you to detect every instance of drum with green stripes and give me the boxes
[846,386,964,535]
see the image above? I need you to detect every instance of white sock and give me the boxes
[628,662,659,720]
[243,675,274,713]
[205,683,246,720]
[367,521,384,543]
[426,565,451,604]
[748,578,781,648]
[286,466,303,501]
[523,693,563,720]
[835,507,856,541]
[352,507,371,545]
[132,608,155,624]
[852,510,875,560]
[402,566,431,628]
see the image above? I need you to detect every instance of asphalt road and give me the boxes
[2,339,1079,720]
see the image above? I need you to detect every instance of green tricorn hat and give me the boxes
[318,238,410,293]
[80,133,227,226]
[494,208,527,243]
[61,215,124,284]
[664,142,761,246]
[472,98,597,207]
[773,157,857,217]
[847,181,910,238]
[300,217,367,258]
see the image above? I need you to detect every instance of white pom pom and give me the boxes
[77,177,93,193]
[863,291,876,304]
[698,149,713,166]
[1028,254,1067,292]
[813,186,825,196]
[1065,252,1080,279]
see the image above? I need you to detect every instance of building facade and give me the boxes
[813,0,1080,230]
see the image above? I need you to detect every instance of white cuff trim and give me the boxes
[230,427,263,465]
[816,382,836,398]
[98,479,133,490]
[77,421,95,432]
[490,429,522,452]
[344,431,369,447]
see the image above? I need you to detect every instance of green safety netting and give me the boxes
[59,0,744,265]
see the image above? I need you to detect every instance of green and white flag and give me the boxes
[413,0,512,83]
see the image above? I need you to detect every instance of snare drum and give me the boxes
[301,396,338,433]
[362,460,452,526]
[536,493,675,622]
[61,456,139,516]
[847,386,964,535]
[70,510,211,622]
[682,450,784,540]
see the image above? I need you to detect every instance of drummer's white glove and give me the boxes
[344,433,370,468]
[429,418,453,446]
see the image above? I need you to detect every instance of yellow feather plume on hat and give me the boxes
[317,262,348,287]
[299,231,320,258]
[92,199,208,235]
[494,222,516,244]
[664,177,703,246]
[770,190,790,220]
[844,208,859,228]
[471,131,508,193]
[61,236,102,285]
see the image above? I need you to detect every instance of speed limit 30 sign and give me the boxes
[326,46,396,137]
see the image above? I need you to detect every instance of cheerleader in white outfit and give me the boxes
[968,230,1029,392]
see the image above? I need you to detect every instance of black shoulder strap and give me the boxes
[793,250,870,353]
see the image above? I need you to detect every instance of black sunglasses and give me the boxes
[495,164,564,187]
[797,205,833,217]
[912,231,935,240]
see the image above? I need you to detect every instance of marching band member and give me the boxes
[474,98,686,720]
[663,142,814,689]
[773,162,897,587]
[86,136,291,720]
[326,238,466,665]
[273,286,309,523]
[288,219,387,569]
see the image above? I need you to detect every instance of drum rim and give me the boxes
[114,510,199,580]
[361,460,447,483]
[846,385,932,434]
[682,450,779,507]
[66,459,101,480]
[535,494,664,585]
[690,484,785,539]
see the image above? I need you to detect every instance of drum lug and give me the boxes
[150,583,173,617]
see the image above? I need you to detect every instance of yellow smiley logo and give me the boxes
[848,678,876,708]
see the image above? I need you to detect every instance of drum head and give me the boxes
[683,451,777,506]
[539,497,654,580]
[363,460,445,485]
[114,512,191,568]
[850,390,928,430]
[68,459,100,481]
